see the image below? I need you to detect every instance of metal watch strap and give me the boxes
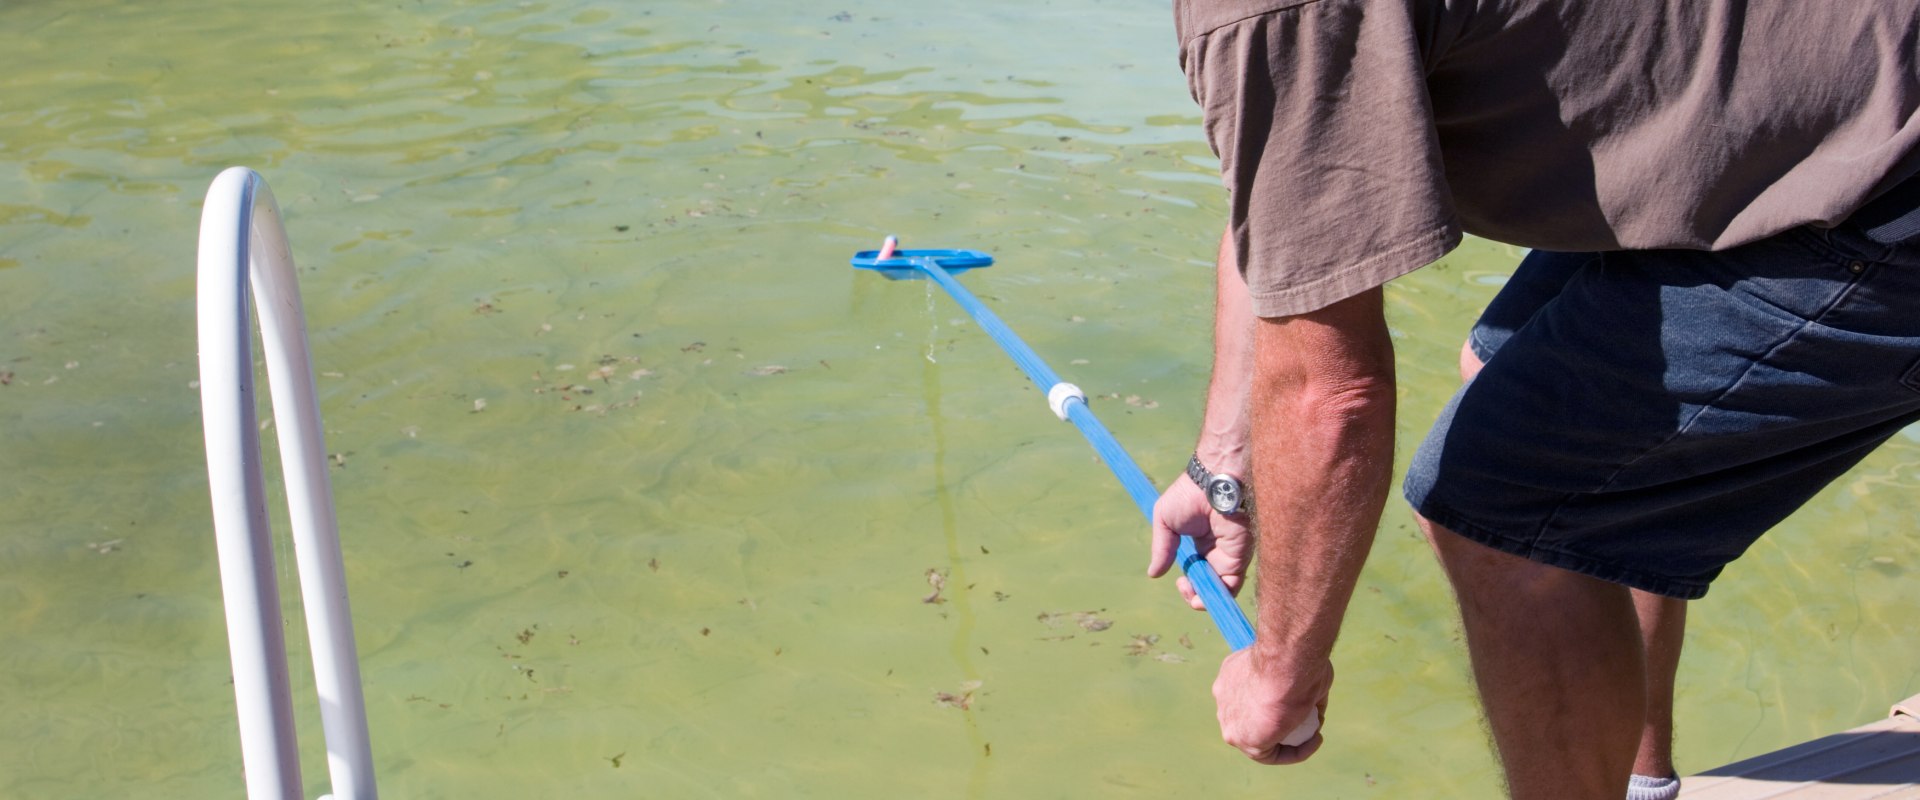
[1187,453,1251,516]
[1186,452,1213,490]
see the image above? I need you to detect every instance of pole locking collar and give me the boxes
[1047,382,1086,421]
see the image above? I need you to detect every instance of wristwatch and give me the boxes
[1186,453,1251,517]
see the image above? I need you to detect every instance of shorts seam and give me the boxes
[1902,355,1920,395]
[1466,330,1497,364]
[1587,322,1808,495]
[1415,498,1710,599]
[1582,252,1867,496]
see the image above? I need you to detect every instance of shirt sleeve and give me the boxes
[1180,0,1460,317]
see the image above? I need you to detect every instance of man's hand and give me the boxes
[1214,646,1331,765]
[1148,475,1252,609]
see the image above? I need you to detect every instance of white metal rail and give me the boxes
[196,166,377,800]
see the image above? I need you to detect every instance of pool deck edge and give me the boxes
[1679,692,1920,798]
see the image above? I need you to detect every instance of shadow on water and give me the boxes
[921,309,992,798]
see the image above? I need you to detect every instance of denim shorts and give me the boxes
[1403,222,1920,598]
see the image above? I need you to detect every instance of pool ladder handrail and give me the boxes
[196,166,377,800]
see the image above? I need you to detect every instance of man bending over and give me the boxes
[1147,2,1920,798]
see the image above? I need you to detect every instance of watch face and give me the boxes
[1207,476,1242,515]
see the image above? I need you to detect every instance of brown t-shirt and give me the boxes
[1176,0,1920,317]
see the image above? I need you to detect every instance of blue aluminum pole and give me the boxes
[880,249,1256,651]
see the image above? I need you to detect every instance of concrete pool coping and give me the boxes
[1680,693,1920,798]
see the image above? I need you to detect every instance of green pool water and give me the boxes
[1,1,1913,797]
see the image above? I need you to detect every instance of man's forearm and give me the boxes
[1199,229,1256,475]
[1246,288,1397,668]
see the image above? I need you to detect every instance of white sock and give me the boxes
[1625,773,1680,800]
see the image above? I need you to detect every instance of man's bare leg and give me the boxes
[1457,340,1686,787]
[1422,517,1645,799]
[1632,591,1686,779]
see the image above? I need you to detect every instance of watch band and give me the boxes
[1187,452,1251,516]
[1186,452,1213,491]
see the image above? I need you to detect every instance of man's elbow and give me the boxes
[1295,373,1396,428]
[1251,287,1398,424]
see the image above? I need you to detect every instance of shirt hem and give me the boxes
[1246,226,1461,318]
[1175,0,1330,43]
